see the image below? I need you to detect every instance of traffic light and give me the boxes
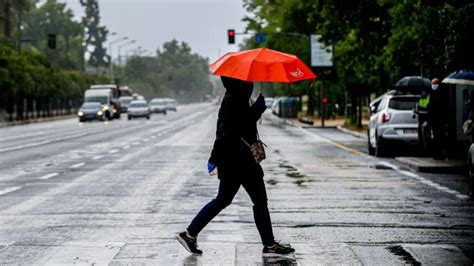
[322,97,328,104]
[227,29,235,44]
[48,34,56,49]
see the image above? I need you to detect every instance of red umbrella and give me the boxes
[209,48,317,83]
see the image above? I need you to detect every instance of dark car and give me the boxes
[78,102,106,122]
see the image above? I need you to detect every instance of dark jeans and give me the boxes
[187,177,275,246]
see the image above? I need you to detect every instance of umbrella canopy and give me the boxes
[395,76,431,90]
[442,70,474,86]
[209,48,317,83]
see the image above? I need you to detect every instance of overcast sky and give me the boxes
[58,0,248,61]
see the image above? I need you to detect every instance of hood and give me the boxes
[221,76,253,104]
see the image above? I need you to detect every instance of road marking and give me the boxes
[151,136,156,139]
[93,155,104,160]
[0,186,22,196]
[109,149,119,154]
[70,162,85,169]
[143,138,150,142]
[122,145,130,149]
[379,161,470,200]
[299,125,470,201]
[132,142,140,146]
[39,173,59,180]
[298,126,364,155]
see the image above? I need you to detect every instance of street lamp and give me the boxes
[118,40,136,65]
[108,36,128,82]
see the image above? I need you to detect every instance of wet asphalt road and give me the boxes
[0,105,473,265]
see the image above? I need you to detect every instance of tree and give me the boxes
[120,39,213,103]
[80,0,108,67]
[22,0,85,70]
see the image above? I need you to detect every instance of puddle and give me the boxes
[279,163,297,172]
[370,164,392,170]
[386,245,421,266]
[266,179,278,186]
[286,172,305,179]
[274,160,308,187]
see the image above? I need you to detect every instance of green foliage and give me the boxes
[242,0,474,122]
[120,39,213,103]
[80,0,109,67]
[22,0,85,70]
[0,45,106,117]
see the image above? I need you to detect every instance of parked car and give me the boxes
[164,98,178,111]
[368,94,420,156]
[149,98,167,115]
[127,100,151,120]
[77,102,106,122]
[271,97,281,116]
[265,97,274,108]
[118,96,133,113]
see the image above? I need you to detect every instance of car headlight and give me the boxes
[112,108,117,113]
[78,111,83,116]
[97,111,103,115]
[102,106,109,111]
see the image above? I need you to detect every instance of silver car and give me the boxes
[368,94,420,156]
[149,98,167,115]
[127,100,151,120]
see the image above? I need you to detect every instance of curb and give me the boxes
[336,125,366,139]
[0,115,75,128]
[395,157,466,174]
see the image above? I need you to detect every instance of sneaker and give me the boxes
[262,242,295,257]
[176,231,203,255]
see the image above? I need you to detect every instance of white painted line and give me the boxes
[380,161,470,200]
[92,155,104,160]
[143,138,150,142]
[150,136,156,139]
[379,161,399,170]
[122,145,130,149]
[0,186,22,196]
[70,162,85,169]
[109,149,119,154]
[132,142,140,146]
[39,173,59,180]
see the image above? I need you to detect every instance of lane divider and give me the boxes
[122,145,130,149]
[39,173,59,180]
[70,162,85,169]
[0,186,22,196]
[108,149,119,154]
[379,161,470,200]
[92,155,103,160]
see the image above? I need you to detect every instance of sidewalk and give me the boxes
[395,157,466,174]
[334,122,466,174]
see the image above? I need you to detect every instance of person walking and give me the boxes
[428,78,448,159]
[415,89,431,151]
[176,76,295,257]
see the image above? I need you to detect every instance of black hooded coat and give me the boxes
[209,77,266,180]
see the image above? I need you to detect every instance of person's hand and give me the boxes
[255,94,266,109]
[207,162,217,173]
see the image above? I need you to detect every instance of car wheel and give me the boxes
[375,134,387,157]
[368,129,375,156]
[146,116,150,120]
[163,111,167,115]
